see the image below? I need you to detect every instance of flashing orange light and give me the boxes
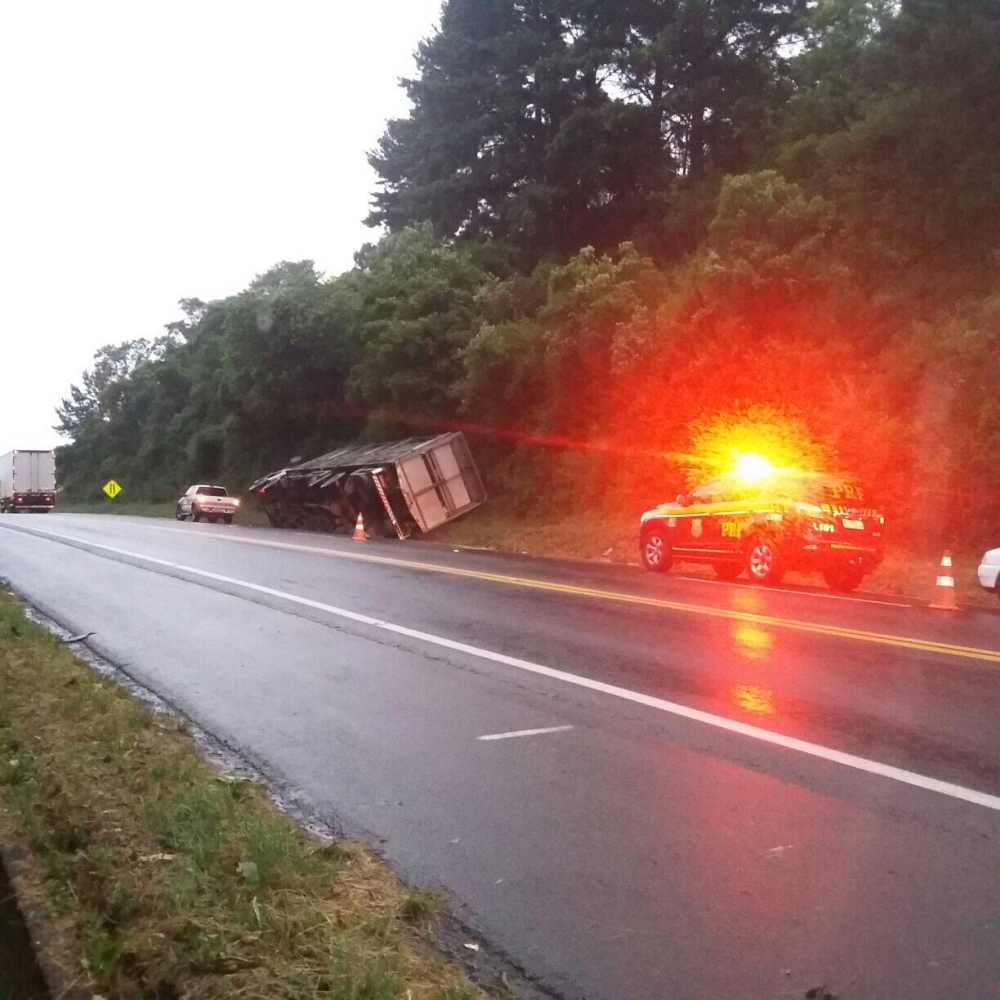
[680,406,826,487]
[733,452,776,485]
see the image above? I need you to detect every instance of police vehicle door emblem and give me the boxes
[691,518,703,539]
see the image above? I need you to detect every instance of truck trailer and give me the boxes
[0,450,57,513]
[249,433,486,537]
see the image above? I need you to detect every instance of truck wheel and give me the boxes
[223,514,233,525]
[713,562,741,582]
[745,537,784,586]
[823,564,865,593]
[191,505,202,522]
[641,528,672,573]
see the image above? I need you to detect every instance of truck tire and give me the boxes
[745,536,784,586]
[223,514,233,525]
[191,504,202,522]
[264,507,285,528]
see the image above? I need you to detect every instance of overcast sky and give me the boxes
[0,1,442,455]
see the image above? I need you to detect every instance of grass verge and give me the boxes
[55,501,272,528]
[55,500,179,519]
[0,591,484,1000]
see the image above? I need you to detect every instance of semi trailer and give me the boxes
[0,450,57,513]
[250,433,485,537]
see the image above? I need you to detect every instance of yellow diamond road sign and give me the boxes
[102,479,122,499]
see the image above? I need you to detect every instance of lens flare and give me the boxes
[733,452,775,484]
[679,406,828,487]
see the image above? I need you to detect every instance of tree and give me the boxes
[55,340,160,438]
[778,0,1000,289]
[615,0,807,181]
[370,0,807,258]
[347,226,494,420]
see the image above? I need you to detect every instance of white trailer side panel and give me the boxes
[397,453,449,532]
[0,452,14,498]
[18,451,56,492]
[0,450,57,508]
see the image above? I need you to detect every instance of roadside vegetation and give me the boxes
[53,0,999,555]
[0,590,484,1000]
[56,500,272,529]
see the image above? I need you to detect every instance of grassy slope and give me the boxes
[56,501,272,528]
[0,592,482,1000]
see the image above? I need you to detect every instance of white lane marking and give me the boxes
[7,522,1000,813]
[478,725,574,742]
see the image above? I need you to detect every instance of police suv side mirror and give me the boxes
[677,493,690,507]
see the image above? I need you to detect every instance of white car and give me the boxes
[978,548,1000,601]
[175,484,240,524]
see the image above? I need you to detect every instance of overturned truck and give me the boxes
[249,433,486,538]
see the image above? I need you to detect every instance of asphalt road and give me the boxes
[1,513,999,1000]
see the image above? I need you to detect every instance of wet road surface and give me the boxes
[1,514,998,1000]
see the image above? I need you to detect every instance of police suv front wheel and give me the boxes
[641,528,672,573]
[745,538,784,586]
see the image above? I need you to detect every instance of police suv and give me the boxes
[639,471,884,592]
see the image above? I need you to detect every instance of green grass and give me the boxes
[56,500,272,528]
[57,500,178,518]
[0,592,485,999]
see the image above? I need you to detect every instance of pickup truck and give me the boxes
[175,485,240,524]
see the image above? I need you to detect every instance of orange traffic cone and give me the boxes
[352,512,368,541]
[929,550,958,610]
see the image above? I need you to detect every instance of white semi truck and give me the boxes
[0,450,57,512]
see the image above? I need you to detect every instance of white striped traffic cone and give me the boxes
[929,550,958,610]
[352,512,368,541]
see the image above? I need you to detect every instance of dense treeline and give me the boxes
[57,0,1000,545]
